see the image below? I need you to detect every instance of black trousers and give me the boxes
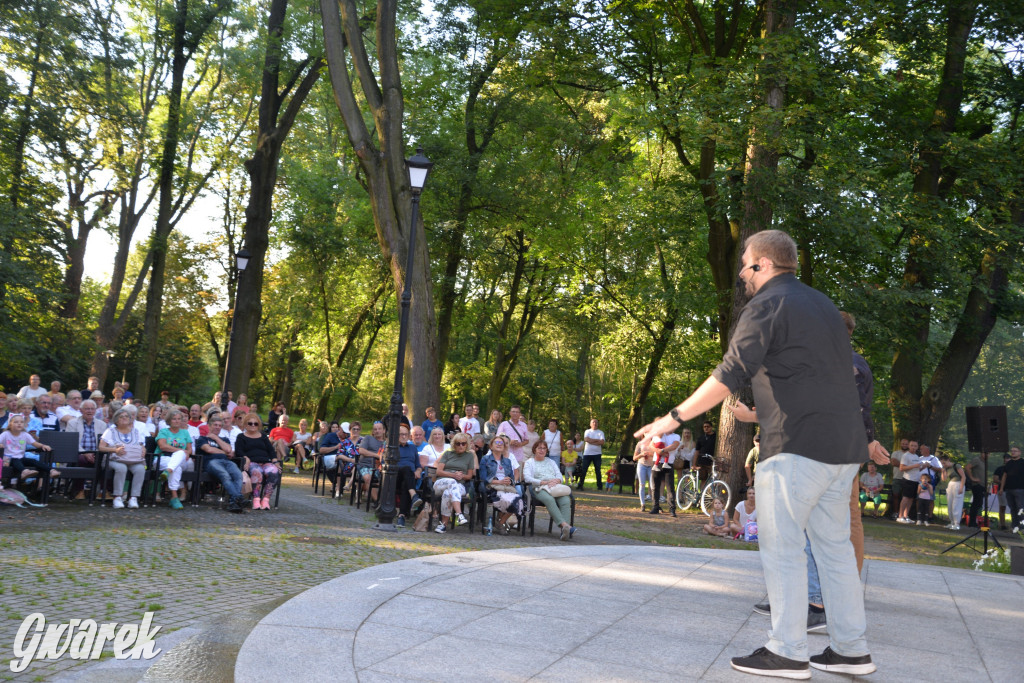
[397,466,418,516]
[967,482,986,524]
[653,468,675,510]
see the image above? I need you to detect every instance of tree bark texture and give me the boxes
[320,0,440,422]
[888,1,978,441]
[223,0,324,399]
[714,0,795,507]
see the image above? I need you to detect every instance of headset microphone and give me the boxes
[750,264,761,272]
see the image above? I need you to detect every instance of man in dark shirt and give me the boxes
[993,453,1010,530]
[1000,447,1024,529]
[694,420,717,486]
[635,230,874,678]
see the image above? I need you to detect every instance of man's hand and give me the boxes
[868,440,890,465]
[727,401,757,423]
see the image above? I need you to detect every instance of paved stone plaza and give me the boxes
[2,477,1022,682]
[228,545,1022,682]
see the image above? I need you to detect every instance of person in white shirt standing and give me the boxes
[458,405,479,438]
[543,419,564,467]
[578,418,606,491]
[17,375,48,401]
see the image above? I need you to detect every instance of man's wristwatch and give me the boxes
[670,408,682,425]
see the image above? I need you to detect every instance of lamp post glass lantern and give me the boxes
[220,248,251,414]
[376,148,433,531]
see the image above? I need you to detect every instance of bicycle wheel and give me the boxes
[701,479,731,515]
[676,475,698,511]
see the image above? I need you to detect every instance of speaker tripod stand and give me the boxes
[942,452,1002,556]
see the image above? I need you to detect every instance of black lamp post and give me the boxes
[220,248,251,415]
[375,148,433,531]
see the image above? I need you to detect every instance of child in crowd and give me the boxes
[0,415,53,484]
[562,440,579,484]
[703,498,730,537]
[916,473,934,526]
[859,462,885,517]
[604,465,617,491]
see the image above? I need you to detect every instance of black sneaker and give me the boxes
[809,646,876,675]
[753,602,771,616]
[396,514,405,528]
[410,495,423,514]
[730,647,810,679]
[806,608,827,633]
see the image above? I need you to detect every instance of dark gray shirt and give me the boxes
[711,273,867,465]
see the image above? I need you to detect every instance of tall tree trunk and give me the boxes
[616,316,677,463]
[320,0,440,421]
[135,0,229,402]
[569,330,591,437]
[223,0,323,398]
[436,43,516,378]
[714,0,795,505]
[889,1,978,441]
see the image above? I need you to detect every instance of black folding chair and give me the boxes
[39,431,102,505]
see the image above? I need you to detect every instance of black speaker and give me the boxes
[965,406,1009,453]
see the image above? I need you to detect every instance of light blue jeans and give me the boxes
[805,537,821,605]
[755,454,867,661]
[637,464,653,505]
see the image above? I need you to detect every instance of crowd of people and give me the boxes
[0,381,600,537]
[313,403,594,537]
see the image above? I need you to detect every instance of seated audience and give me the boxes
[269,414,295,468]
[395,423,423,527]
[291,418,313,472]
[318,421,343,479]
[0,414,53,484]
[433,433,475,533]
[729,487,757,538]
[135,404,156,437]
[703,498,730,537]
[99,407,147,509]
[65,399,108,499]
[480,435,525,535]
[336,422,360,486]
[235,413,280,509]
[421,427,447,469]
[195,413,246,512]
[859,462,885,516]
[356,421,386,502]
[156,408,194,509]
[33,395,58,431]
[523,441,575,540]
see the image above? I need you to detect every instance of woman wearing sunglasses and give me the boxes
[234,413,280,509]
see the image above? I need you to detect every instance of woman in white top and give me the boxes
[524,419,540,456]
[729,487,757,537]
[136,404,157,437]
[523,441,575,540]
[420,427,447,468]
[99,407,148,509]
[677,428,696,470]
[291,418,313,471]
[543,419,564,462]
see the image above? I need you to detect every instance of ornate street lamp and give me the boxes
[376,148,433,531]
[220,248,251,415]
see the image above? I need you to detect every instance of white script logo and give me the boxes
[11,612,162,673]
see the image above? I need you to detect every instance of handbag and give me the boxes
[490,484,517,493]
[412,502,432,532]
[541,483,572,497]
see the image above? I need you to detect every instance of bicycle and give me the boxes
[676,457,732,515]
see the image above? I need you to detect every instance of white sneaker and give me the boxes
[434,523,447,534]
[112,497,125,509]
[916,520,922,525]
[456,513,468,526]
[127,497,139,509]
[923,521,929,527]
